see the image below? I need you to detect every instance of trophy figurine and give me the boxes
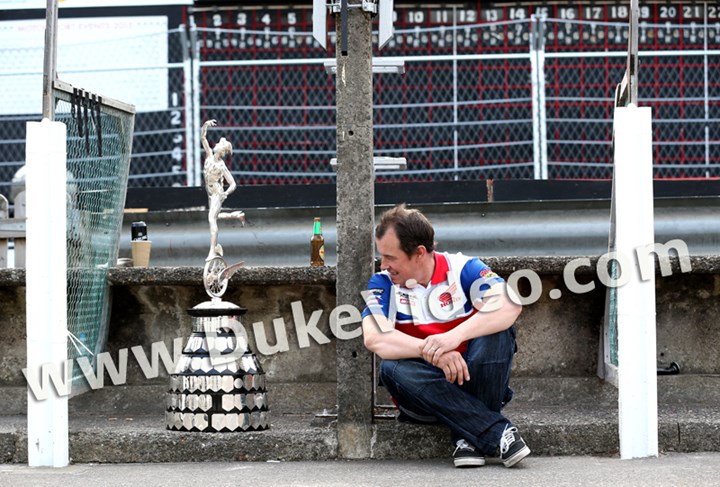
[166,120,269,433]
[200,119,246,298]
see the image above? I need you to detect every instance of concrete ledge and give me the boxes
[2,403,719,463]
[0,268,23,286]
[107,266,337,287]
[0,266,337,287]
[2,254,719,287]
[6,377,719,417]
[1,415,338,464]
[483,255,720,275]
[2,377,719,463]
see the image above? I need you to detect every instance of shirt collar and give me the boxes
[430,252,449,285]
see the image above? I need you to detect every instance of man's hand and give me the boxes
[420,331,463,365]
[434,351,470,385]
[203,119,217,128]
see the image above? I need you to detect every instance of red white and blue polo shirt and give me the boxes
[361,252,504,353]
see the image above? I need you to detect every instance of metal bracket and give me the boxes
[324,58,404,74]
[330,156,407,171]
[313,0,394,51]
[362,0,378,14]
[327,0,377,14]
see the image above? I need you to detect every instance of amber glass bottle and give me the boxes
[310,217,325,266]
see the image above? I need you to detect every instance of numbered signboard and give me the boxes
[188,1,720,184]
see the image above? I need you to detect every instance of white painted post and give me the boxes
[180,24,195,187]
[26,119,69,467]
[189,19,202,188]
[613,105,658,459]
[530,15,548,180]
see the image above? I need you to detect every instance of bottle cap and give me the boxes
[313,218,322,234]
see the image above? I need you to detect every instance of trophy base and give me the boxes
[166,301,268,432]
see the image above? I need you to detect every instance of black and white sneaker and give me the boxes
[453,439,485,468]
[499,425,531,468]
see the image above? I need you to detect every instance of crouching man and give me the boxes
[361,204,530,468]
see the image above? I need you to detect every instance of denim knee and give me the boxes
[465,327,516,367]
[379,359,399,388]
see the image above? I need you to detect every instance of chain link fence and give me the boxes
[543,18,720,179]
[190,12,720,185]
[1,12,719,198]
[190,19,537,184]
[54,81,135,389]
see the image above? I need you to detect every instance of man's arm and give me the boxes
[420,282,522,363]
[363,312,471,385]
[361,274,425,360]
[362,313,424,360]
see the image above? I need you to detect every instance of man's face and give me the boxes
[376,227,419,286]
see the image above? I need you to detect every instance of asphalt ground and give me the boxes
[1,453,719,487]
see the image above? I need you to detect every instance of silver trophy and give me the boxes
[166,121,269,432]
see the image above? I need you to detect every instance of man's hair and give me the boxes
[375,204,435,256]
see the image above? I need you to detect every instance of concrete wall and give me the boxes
[109,281,338,386]
[0,283,25,387]
[1,257,718,391]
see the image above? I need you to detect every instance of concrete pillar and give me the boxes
[334,7,375,459]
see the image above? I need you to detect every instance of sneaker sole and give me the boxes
[454,457,486,468]
[503,445,531,468]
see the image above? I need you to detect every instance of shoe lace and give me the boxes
[454,439,475,454]
[500,426,518,454]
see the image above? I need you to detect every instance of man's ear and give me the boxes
[415,245,428,258]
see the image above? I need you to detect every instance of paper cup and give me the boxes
[131,240,152,267]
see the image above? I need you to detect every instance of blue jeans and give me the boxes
[379,326,517,455]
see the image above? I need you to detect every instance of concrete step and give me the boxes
[2,403,719,464]
[4,375,720,416]
[3,375,720,463]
